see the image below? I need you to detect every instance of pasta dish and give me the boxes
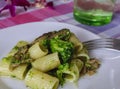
[0,28,100,89]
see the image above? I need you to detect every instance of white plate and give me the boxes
[0,22,119,89]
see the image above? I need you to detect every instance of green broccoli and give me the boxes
[38,29,74,63]
[56,63,69,85]
[49,38,74,63]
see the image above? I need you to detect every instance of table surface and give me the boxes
[0,0,120,39]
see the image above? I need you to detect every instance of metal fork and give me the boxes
[83,38,120,50]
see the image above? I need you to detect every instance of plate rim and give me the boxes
[0,22,98,35]
[0,22,101,40]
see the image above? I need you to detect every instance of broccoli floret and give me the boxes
[56,63,69,85]
[49,38,74,63]
[33,29,74,63]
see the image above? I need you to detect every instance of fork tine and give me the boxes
[84,38,113,44]
[85,44,113,50]
[83,38,120,50]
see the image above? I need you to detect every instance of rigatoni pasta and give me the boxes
[76,48,90,62]
[32,52,60,72]
[7,41,29,57]
[0,59,11,76]
[28,42,48,59]
[69,32,83,50]
[0,59,28,80]
[0,41,30,79]
[61,59,83,82]
[25,68,59,89]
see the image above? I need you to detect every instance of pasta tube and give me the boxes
[0,58,28,80]
[25,68,59,89]
[63,59,83,82]
[32,52,60,72]
[0,41,29,79]
[76,48,90,62]
[7,41,29,57]
[0,59,11,76]
[69,32,83,50]
[28,42,48,59]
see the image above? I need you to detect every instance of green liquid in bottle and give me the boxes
[73,8,113,26]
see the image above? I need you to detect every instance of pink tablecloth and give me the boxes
[0,1,120,39]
